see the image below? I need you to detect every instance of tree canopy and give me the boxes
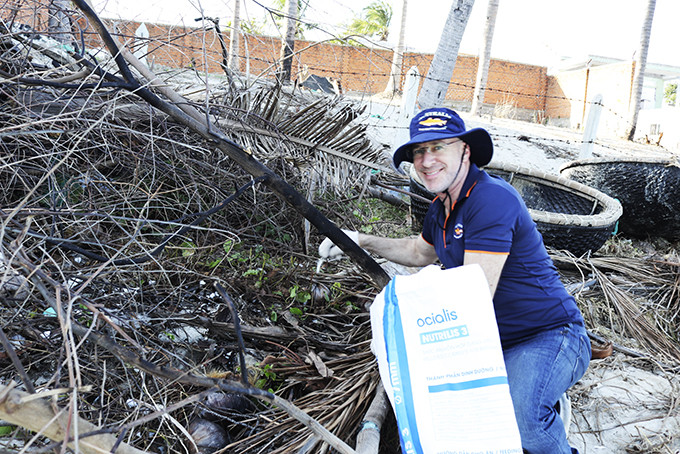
[344,0,392,42]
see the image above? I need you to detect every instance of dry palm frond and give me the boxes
[590,264,680,363]
[551,251,680,365]
[207,82,391,195]
[228,348,379,454]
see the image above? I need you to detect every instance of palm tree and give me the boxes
[417,0,475,109]
[345,0,392,41]
[279,0,297,82]
[625,0,657,141]
[48,0,73,46]
[271,0,315,39]
[470,0,499,116]
[384,0,407,95]
[228,0,241,71]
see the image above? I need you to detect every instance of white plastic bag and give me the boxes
[370,264,522,454]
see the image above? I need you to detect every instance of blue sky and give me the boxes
[94,0,680,69]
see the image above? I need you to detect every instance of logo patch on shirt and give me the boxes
[453,223,464,239]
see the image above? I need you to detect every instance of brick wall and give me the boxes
[94,19,551,113]
[2,1,49,30]
[5,3,634,126]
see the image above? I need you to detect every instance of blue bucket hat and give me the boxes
[393,108,493,168]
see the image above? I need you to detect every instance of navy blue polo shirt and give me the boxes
[421,164,584,348]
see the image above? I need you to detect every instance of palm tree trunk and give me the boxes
[384,0,408,95]
[279,0,297,83]
[470,0,499,116]
[625,0,656,141]
[228,0,241,71]
[417,0,475,109]
[48,0,72,46]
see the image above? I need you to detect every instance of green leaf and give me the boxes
[223,239,234,253]
[289,307,303,316]
[207,258,222,269]
[180,240,196,257]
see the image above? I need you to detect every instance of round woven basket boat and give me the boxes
[560,157,680,240]
[409,162,623,256]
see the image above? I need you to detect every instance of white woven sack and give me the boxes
[370,264,522,454]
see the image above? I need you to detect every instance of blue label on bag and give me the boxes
[384,278,423,454]
[428,376,509,393]
[420,325,469,344]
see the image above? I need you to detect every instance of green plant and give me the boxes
[348,197,410,238]
[223,238,235,254]
[323,282,361,313]
[178,240,196,257]
[74,303,94,326]
[664,83,677,106]
[206,258,223,270]
[253,363,278,391]
[344,0,392,41]
[243,267,265,289]
[0,425,16,436]
[223,238,248,266]
[344,301,360,312]
[288,284,311,305]
[289,306,304,317]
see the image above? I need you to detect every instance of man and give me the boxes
[319,108,590,453]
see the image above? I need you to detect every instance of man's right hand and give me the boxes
[318,230,359,259]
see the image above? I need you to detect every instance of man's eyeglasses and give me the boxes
[410,139,462,158]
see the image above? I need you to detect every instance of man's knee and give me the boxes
[515,405,568,453]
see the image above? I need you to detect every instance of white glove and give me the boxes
[318,230,359,259]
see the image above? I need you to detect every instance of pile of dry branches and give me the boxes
[1,2,403,452]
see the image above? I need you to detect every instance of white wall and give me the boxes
[637,106,680,151]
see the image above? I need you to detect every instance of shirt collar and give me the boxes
[458,164,482,202]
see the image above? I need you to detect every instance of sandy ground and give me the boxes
[361,99,680,453]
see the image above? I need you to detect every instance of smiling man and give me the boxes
[319,107,591,453]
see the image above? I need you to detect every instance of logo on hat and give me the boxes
[418,117,447,127]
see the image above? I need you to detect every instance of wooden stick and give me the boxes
[355,382,390,454]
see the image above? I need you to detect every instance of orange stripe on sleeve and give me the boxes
[465,250,510,256]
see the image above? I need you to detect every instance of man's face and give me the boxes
[412,138,470,194]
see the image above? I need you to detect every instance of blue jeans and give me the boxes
[503,322,590,454]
